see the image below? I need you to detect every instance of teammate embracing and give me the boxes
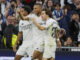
[32,9,61,60]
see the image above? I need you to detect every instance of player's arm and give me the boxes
[32,18,46,30]
[13,20,23,52]
[15,32,22,46]
[13,32,22,52]
[17,8,29,20]
[56,33,62,47]
[56,28,63,47]
[52,21,62,47]
[19,12,29,20]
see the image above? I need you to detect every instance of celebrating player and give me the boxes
[32,9,61,60]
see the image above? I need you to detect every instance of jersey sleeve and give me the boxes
[52,20,60,29]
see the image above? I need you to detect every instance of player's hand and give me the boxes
[32,18,36,22]
[13,44,17,52]
[19,8,24,15]
[57,41,61,47]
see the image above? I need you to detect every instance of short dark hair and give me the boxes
[34,3,42,8]
[42,9,52,18]
[22,5,32,14]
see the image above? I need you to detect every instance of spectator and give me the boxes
[60,0,74,8]
[64,0,74,8]
[68,12,79,46]
[43,0,54,11]
[5,0,17,18]
[60,5,71,37]
[73,0,80,17]
[58,28,67,46]
[64,37,75,47]
[52,3,64,27]
[16,0,24,8]
[2,16,18,49]
[3,24,17,49]
[0,0,10,16]
[6,16,16,26]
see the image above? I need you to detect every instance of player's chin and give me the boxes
[42,18,46,21]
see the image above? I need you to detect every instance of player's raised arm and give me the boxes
[32,18,46,30]
[19,11,29,20]
[18,5,32,20]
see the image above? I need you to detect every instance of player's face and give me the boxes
[21,8,28,16]
[33,5,40,14]
[41,11,47,20]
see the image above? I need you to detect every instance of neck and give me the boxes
[46,16,50,20]
[36,13,41,17]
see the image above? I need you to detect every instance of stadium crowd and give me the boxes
[0,0,80,49]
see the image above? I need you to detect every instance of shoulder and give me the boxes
[48,18,57,23]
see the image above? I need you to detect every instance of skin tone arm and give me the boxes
[13,32,22,52]
[5,8,10,18]
[32,18,45,30]
[56,29,62,47]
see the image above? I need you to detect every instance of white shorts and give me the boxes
[16,43,34,57]
[34,36,56,58]
[43,37,56,58]
[34,36,44,52]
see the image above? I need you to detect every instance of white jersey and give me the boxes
[43,18,60,58]
[27,14,45,42]
[19,20,33,47]
[44,18,60,39]
[34,18,60,58]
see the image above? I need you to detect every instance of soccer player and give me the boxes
[19,3,44,60]
[13,6,32,60]
[32,9,61,60]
